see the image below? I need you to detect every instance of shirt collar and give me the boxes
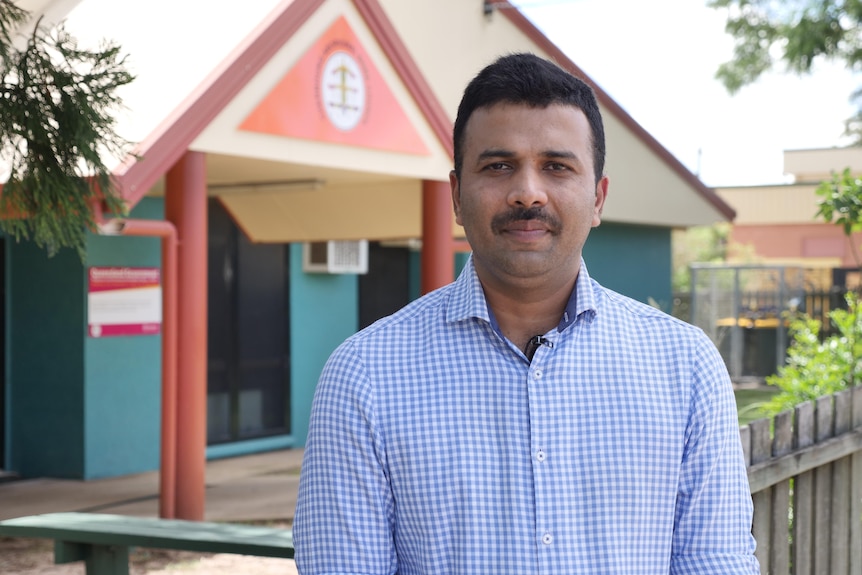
[445,256,492,324]
[445,255,598,330]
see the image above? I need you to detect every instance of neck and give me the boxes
[478,269,576,352]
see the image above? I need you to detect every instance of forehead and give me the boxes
[462,103,593,156]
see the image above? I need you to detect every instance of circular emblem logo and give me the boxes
[320,50,366,131]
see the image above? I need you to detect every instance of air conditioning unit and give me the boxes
[302,240,369,274]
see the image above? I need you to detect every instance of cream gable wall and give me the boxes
[379,0,728,227]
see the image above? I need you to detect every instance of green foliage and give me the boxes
[709,0,862,142]
[0,0,26,62]
[815,167,862,267]
[672,223,730,291]
[759,292,862,416]
[0,1,133,259]
[815,167,862,235]
[672,222,761,292]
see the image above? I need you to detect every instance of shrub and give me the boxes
[759,292,862,417]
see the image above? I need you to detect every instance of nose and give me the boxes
[507,168,548,208]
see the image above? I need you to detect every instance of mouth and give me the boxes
[504,220,548,232]
[492,208,558,238]
[501,221,550,241]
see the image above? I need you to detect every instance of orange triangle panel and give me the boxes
[240,15,429,156]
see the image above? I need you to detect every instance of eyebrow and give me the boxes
[543,150,579,161]
[476,148,515,162]
[476,149,580,162]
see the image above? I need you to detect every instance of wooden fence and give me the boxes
[741,385,862,574]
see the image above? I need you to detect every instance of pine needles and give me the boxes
[0,0,134,259]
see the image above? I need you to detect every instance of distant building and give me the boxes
[703,147,862,381]
[717,146,862,270]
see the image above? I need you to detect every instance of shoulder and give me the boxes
[589,280,725,385]
[593,280,704,339]
[354,282,455,342]
[322,282,458,376]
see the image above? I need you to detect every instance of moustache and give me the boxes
[491,207,560,233]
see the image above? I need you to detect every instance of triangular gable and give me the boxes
[239,15,428,155]
[113,0,452,209]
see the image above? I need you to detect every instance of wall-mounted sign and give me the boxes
[88,267,161,338]
[321,50,366,132]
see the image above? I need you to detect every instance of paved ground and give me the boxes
[0,448,304,522]
[0,449,304,574]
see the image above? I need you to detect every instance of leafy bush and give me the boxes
[759,292,862,417]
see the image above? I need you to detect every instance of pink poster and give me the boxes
[87,267,162,337]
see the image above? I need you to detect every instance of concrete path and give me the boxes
[0,449,304,523]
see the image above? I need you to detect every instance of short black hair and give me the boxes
[452,52,605,183]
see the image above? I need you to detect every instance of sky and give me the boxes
[512,0,861,188]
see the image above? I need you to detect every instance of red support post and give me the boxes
[165,151,208,520]
[421,179,454,294]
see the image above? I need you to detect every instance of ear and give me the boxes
[592,175,609,228]
[449,170,463,226]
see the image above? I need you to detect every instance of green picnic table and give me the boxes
[0,511,294,575]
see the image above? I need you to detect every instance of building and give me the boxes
[2,0,732,516]
[717,146,862,271]
[702,146,862,380]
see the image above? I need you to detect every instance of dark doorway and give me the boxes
[358,242,411,329]
[207,200,290,444]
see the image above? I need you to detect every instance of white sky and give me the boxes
[513,0,861,187]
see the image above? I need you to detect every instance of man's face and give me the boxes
[450,103,608,289]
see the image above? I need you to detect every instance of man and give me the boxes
[294,53,759,574]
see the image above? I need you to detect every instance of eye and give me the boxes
[545,162,570,172]
[483,162,512,172]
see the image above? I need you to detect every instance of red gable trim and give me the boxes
[500,9,736,221]
[116,0,327,207]
[353,0,453,158]
[115,0,454,210]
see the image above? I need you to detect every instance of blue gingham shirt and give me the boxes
[294,258,759,574]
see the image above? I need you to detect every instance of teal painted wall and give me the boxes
[289,243,359,445]
[8,238,86,478]
[455,252,469,277]
[83,198,164,478]
[7,198,164,479]
[583,223,672,311]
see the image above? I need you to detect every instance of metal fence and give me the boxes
[686,264,852,381]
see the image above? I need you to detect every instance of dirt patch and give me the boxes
[0,522,297,575]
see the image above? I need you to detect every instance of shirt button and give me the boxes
[533,369,543,380]
[536,449,546,462]
[542,532,553,545]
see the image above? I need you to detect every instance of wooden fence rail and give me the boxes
[741,385,862,575]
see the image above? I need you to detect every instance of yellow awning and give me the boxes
[218,179,464,243]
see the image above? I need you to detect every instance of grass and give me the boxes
[735,386,779,427]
